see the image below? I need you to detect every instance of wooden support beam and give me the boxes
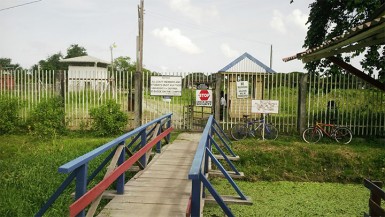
[327,56,385,92]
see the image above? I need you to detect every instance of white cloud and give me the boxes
[220,43,240,58]
[270,9,308,34]
[168,0,218,24]
[152,27,202,54]
[288,9,308,31]
[270,10,286,34]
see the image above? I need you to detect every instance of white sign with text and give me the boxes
[251,100,279,114]
[236,81,249,98]
[150,76,182,96]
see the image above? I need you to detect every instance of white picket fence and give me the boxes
[1,70,384,136]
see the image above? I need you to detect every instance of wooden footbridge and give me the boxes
[36,114,251,217]
[98,133,200,216]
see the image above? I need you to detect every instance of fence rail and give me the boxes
[1,70,384,136]
[35,113,173,217]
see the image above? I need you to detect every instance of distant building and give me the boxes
[61,55,109,91]
[218,52,276,117]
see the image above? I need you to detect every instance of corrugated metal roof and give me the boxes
[283,13,385,63]
[60,55,110,64]
[219,52,276,73]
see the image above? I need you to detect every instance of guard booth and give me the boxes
[218,52,276,119]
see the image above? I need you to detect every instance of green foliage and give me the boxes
[89,100,128,136]
[27,97,66,139]
[38,52,65,71]
[227,135,385,183]
[204,180,369,216]
[0,58,21,70]
[65,44,87,59]
[0,135,113,217]
[305,0,384,76]
[0,97,23,134]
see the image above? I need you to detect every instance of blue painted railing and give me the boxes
[188,115,249,217]
[35,113,173,217]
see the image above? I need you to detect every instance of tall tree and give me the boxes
[38,52,64,71]
[113,56,136,72]
[304,0,384,80]
[65,44,87,59]
[0,58,21,70]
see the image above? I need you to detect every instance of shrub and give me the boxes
[0,96,23,134]
[89,100,128,136]
[27,96,66,139]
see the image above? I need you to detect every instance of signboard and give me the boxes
[150,76,182,96]
[251,100,279,113]
[237,81,249,98]
[196,89,212,107]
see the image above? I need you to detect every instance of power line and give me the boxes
[0,0,42,12]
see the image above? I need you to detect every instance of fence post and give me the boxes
[369,181,383,216]
[134,71,142,127]
[297,73,308,133]
[215,72,222,121]
[75,164,87,217]
[190,178,201,217]
[116,143,125,194]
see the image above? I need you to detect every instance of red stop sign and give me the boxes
[198,89,210,101]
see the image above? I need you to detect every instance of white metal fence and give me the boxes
[0,70,384,136]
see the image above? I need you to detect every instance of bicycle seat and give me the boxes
[243,115,250,119]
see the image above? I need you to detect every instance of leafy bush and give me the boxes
[89,100,128,136]
[0,96,23,134]
[27,96,66,139]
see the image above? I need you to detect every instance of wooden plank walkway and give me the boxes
[97,133,201,217]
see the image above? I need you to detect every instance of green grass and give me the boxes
[204,180,369,216]
[204,135,385,216]
[1,133,384,216]
[223,135,385,183]
[0,134,113,217]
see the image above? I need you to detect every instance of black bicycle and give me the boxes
[230,114,278,140]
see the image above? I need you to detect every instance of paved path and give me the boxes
[97,133,201,217]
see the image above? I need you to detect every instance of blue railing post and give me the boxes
[166,117,171,142]
[156,121,162,153]
[117,142,125,194]
[75,164,87,217]
[139,129,147,167]
[191,178,201,217]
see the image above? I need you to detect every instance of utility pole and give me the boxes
[134,0,144,127]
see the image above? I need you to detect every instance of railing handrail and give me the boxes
[188,115,213,179]
[59,113,172,173]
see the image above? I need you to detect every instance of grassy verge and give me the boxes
[225,135,385,183]
[204,135,385,216]
[0,134,114,217]
[204,180,369,216]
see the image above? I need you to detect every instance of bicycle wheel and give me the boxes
[302,127,322,143]
[259,124,278,140]
[334,127,352,144]
[230,124,248,140]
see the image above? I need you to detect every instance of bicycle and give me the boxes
[230,114,278,141]
[302,119,352,144]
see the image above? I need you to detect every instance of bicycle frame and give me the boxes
[314,122,336,138]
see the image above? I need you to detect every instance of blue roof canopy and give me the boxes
[218,52,276,73]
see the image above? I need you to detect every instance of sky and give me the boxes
[0,0,315,73]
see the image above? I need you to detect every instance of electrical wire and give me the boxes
[0,0,42,12]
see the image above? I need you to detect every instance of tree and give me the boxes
[65,44,87,59]
[0,58,21,70]
[304,0,384,80]
[38,52,64,71]
[113,56,136,72]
